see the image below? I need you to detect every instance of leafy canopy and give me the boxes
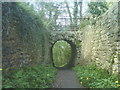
[88,2,108,16]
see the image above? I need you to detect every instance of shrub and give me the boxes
[2,65,57,88]
[73,64,119,88]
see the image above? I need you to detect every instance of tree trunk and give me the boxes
[49,11,52,20]
[64,0,73,25]
[78,0,83,18]
[73,0,78,30]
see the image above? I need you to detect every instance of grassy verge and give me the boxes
[2,65,57,88]
[73,64,119,88]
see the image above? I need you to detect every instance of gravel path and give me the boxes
[52,69,85,88]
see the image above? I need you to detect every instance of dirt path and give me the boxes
[52,69,85,88]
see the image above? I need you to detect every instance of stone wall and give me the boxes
[80,2,119,74]
[2,2,50,69]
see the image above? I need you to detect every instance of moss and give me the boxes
[2,2,50,69]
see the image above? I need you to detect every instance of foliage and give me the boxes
[2,2,50,66]
[79,19,91,29]
[2,65,57,88]
[53,40,71,67]
[73,64,119,88]
[88,2,108,17]
[2,2,47,40]
[29,2,63,31]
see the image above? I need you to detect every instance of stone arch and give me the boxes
[50,39,77,69]
[49,31,82,69]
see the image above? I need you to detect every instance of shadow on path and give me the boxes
[52,69,86,88]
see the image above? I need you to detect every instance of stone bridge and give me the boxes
[49,31,83,68]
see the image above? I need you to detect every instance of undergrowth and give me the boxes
[2,65,57,88]
[73,64,119,89]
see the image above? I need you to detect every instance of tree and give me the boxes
[29,2,62,30]
[65,0,83,30]
[88,2,108,17]
[73,0,78,26]
[53,5,59,24]
[64,0,73,24]
[78,0,83,18]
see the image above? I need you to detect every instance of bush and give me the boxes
[73,64,119,88]
[79,19,91,30]
[2,65,57,88]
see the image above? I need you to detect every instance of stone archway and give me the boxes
[50,39,77,69]
[49,31,82,69]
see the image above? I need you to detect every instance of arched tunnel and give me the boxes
[50,39,77,69]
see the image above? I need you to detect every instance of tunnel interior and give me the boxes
[50,40,77,69]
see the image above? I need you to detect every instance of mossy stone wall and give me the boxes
[2,2,50,69]
[81,2,119,74]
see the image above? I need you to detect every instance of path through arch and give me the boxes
[51,40,77,69]
[52,69,85,88]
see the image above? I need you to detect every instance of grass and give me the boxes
[2,64,57,88]
[73,64,119,88]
